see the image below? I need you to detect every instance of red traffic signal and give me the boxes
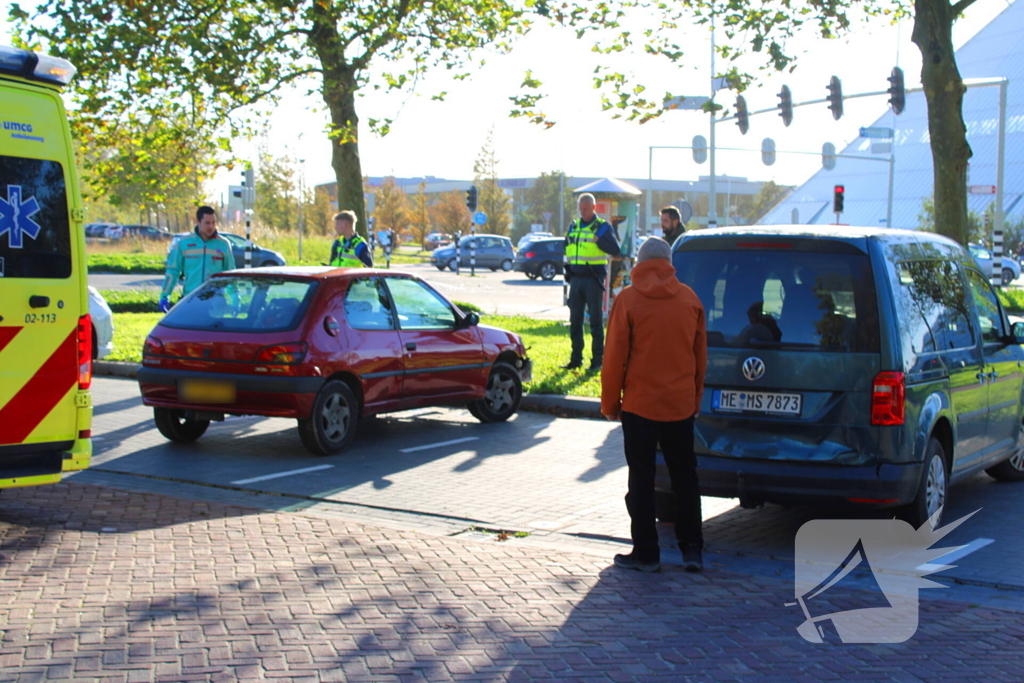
[833,185,845,213]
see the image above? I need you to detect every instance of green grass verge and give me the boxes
[106,312,595,396]
[107,313,162,363]
[998,288,1024,313]
[88,253,166,274]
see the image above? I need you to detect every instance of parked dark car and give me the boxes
[106,224,174,241]
[513,237,564,280]
[84,222,116,238]
[137,267,531,455]
[221,232,287,267]
[659,225,1024,529]
[431,234,514,272]
[168,232,286,268]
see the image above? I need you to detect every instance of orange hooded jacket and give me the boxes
[600,258,707,421]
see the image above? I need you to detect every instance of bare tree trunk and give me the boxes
[308,12,368,237]
[912,0,972,246]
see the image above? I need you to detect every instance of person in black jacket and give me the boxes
[660,206,686,246]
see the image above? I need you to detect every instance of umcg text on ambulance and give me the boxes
[0,46,92,489]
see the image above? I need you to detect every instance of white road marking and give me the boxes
[231,465,334,485]
[400,437,479,453]
[917,537,994,572]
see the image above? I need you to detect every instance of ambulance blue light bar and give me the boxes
[0,45,76,86]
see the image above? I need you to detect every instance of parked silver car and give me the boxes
[969,243,1021,286]
[88,286,114,360]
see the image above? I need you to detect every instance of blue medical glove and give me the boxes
[159,296,171,313]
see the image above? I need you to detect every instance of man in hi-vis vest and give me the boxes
[563,193,620,371]
[329,210,373,268]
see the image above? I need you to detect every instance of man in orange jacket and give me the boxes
[601,237,707,573]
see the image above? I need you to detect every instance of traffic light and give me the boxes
[833,185,845,214]
[466,185,478,212]
[888,66,905,115]
[735,95,749,135]
[777,85,793,127]
[826,75,843,120]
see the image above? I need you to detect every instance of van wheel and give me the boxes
[501,259,513,272]
[986,423,1024,481]
[539,261,557,281]
[897,437,947,530]
[655,490,676,523]
[298,380,358,456]
[1003,268,1015,286]
[468,362,522,423]
[154,408,210,443]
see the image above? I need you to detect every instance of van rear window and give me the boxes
[673,249,880,352]
[0,156,71,279]
[161,276,318,333]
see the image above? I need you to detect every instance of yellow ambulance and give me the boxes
[0,45,92,489]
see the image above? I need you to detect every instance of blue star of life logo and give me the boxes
[0,185,42,249]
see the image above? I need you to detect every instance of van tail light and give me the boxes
[524,251,536,258]
[871,371,905,425]
[144,335,164,356]
[254,342,308,365]
[78,314,92,389]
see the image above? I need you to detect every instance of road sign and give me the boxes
[664,95,710,111]
[822,142,837,171]
[692,135,708,164]
[969,185,997,195]
[859,127,893,139]
[473,211,487,226]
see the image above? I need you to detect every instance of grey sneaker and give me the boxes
[613,552,661,573]
[682,544,703,573]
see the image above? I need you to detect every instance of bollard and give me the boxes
[470,229,476,276]
[454,231,461,274]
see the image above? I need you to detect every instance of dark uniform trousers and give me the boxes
[567,274,605,365]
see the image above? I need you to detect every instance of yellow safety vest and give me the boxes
[566,218,609,266]
[330,235,367,268]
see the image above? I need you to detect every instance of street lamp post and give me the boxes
[298,158,305,262]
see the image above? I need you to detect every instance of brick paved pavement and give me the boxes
[2,482,1023,682]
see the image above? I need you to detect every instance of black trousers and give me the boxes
[621,412,702,560]
[567,275,605,364]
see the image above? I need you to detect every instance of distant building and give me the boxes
[762,1,1024,229]
[315,174,772,233]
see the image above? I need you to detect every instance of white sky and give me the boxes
[0,0,1012,192]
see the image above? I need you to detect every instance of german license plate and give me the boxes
[179,378,236,404]
[712,389,802,416]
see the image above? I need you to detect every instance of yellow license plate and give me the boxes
[179,379,236,404]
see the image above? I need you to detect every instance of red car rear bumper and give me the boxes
[138,367,323,419]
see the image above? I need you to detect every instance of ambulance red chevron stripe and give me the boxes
[0,328,78,444]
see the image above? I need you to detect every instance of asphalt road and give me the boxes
[82,375,1024,601]
[89,262,570,320]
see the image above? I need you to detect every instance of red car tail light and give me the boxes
[78,314,92,389]
[524,251,536,259]
[255,342,308,365]
[871,371,905,426]
[144,335,164,356]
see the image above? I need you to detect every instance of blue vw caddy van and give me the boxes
[664,226,1024,528]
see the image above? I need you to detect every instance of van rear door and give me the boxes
[673,237,882,465]
[0,81,85,455]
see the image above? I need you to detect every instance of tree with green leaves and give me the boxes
[745,181,793,225]
[254,148,298,233]
[514,171,575,238]
[473,132,512,236]
[12,0,536,235]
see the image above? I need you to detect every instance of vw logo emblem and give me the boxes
[742,357,765,382]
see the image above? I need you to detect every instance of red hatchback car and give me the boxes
[138,267,531,455]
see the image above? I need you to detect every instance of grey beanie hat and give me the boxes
[636,236,671,263]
